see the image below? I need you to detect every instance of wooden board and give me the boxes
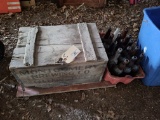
[63,0,106,8]
[11,61,107,88]
[78,23,97,62]
[23,27,38,66]
[16,81,115,97]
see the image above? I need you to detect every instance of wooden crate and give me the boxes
[63,0,106,8]
[9,23,108,88]
[20,0,35,7]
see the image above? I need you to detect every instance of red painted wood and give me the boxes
[16,81,115,97]
[0,0,21,14]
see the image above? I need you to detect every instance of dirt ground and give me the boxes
[0,0,160,120]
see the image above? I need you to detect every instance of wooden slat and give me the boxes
[16,81,115,97]
[16,24,103,47]
[23,27,38,66]
[10,44,85,68]
[87,23,102,43]
[78,23,97,62]
[13,61,106,87]
[10,42,107,69]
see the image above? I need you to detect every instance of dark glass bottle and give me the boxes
[121,28,129,39]
[131,65,139,76]
[128,56,138,67]
[123,67,131,75]
[103,42,110,51]
[112,59,129,76]
[115,33,121,44]
[130,46,140,56]
[123,35,132,46]
[124,56,138,76]
[108,48,123,69]
[116,39,123,49]
[102,33,114,46]
[118,56,125,63]
[108,41,118,57]
[121,46,132,59]
[103,27,112,40]
[135,53,144,65]
[113,28,120,42]
[126,39,135,47]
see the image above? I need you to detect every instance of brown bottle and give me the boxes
[126,39,135,47]
[128,56,138,67]
[110,48,123,63]
[124,56,138,76]
[108,48,123,69]
[121,46,132,59]
[130,46,140,56]
[102,33,114,45]
[135,52,144,65]
[112,59,129,76]
[108,41,118,57]
[121,28,129,39]
[103,27,112,40]
[123,34,132,46]
[115,33,122,44]
[123,67,131,75]
[102,27,112,44]
[131,65,139,76]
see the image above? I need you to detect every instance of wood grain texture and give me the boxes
[12,61,107,88]
[23,27,38,66]
[78,23,97,62]
[10,23,108,69]
[10,23,108,88]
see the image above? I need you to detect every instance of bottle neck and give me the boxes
[111,48,123,64]
[118,59,129,70]
[135,53,144,64]
[128,56,137,67]
[103,27,112,39]
[123,35,132,45]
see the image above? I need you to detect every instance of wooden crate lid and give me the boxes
[9,23,108,69]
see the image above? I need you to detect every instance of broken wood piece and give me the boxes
[23,27,38,66]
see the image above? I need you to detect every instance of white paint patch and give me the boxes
[144,46,147,53]
[8,6,21,10]
[7,2,20,5]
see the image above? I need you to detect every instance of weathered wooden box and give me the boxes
[9,23,108,88]
[62,0,106,8]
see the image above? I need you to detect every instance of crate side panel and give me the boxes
[12,61,107,87]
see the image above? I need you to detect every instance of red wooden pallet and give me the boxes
[17,81,115,97]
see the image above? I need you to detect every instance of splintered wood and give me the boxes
[9,23,108,88]
[23,27,38,66]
